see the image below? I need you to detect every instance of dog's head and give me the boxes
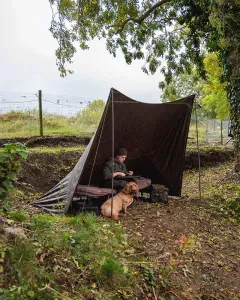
[123,182,139,195]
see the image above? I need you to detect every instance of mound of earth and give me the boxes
[16,151,81,194]
[184,148,234,169]
[0,135,91,148]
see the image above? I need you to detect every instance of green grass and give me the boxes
[7,210,28,222]
[0,111,98,138]
[188,124,207,141]
[0,212,138,299]
[29,146,86,153]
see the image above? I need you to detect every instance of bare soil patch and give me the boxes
[121,162,240,299]
[15,151,81,193]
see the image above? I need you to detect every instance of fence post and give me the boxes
[206,119,208,142]
[38,90,43,137]
[220,120,223,144]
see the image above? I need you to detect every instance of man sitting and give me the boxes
[103,148,135,191]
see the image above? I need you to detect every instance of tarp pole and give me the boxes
[111,89,114,217]
[195,99,202,200]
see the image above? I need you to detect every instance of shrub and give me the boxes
[76,99,105,126]
[0,143,28,200]
[226,186,240,222]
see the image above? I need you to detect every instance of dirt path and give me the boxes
[121,162,240,299]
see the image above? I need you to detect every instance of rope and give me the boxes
[111,89,115,217]
[195,99,202,200]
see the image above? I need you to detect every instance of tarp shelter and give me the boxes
[33,88,195,214]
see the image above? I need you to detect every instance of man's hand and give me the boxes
[128,171,133,175]
[113,172,126,177]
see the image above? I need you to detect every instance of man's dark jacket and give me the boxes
[103,158,129,190]
[103,158,127,181]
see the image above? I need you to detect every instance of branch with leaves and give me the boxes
[112,0,171,34]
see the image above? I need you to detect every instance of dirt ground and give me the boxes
[16,151,81,193]
[122,162,240,299]
[3,137,239,299]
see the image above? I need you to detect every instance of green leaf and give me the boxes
[0,188,6,194]
[18,151,28,160]
[3,181,14,190]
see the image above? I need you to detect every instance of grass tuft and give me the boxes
[8,210,28,223]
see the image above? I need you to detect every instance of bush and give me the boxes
[226,186,240,222]
[0,143,28,200]
[76,99,105,126]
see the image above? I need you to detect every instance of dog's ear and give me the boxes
[123,182,131,194]
[128,182,136,193]
[129,183,133,193]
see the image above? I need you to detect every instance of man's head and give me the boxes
[114,148,127,163]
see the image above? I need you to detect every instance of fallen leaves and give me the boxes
[121,161,240,298]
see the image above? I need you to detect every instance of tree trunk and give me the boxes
[227,48,240,171]
[235,151,240,172]
[228,49,240,172]
[218,0,240,171]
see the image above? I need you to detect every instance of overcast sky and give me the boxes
[0,0,164,103]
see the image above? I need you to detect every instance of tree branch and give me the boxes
[114,0,172,34]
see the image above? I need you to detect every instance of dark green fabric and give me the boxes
[103,158,128,181]
[103,158,129,191]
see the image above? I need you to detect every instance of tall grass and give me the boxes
[188,124,207,141]
[0,109,219,142]
[0,110,98,138]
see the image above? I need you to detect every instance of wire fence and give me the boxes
[189,119,232,145]
[0,90,232,145]
[0,90,92,115]
[0,90,99,138]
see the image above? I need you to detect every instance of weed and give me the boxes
[158,266,173,290]
[100,258,125,281]
[175,234,201,254]
[142,265,156,287]
[2,239,56,300]
[225,186,240,222]
[31,214,54,231]
[8,210,28,222]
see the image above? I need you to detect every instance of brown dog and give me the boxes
[101,182,139,220]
